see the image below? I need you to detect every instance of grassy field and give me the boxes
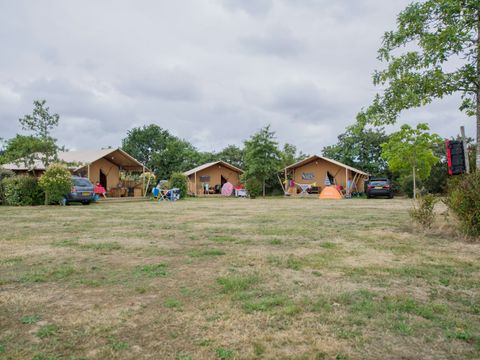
[0,197,479,359]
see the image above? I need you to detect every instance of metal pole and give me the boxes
[460,126,470,174]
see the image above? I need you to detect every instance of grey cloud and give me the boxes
[239,27,305,57]
[118,69,202,102]
[1,0,469,156]
[221,0,273,16]
[263,82,346,122]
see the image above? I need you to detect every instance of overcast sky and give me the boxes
[0,0,473,154]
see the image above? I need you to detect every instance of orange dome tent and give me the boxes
[319,186,343,200]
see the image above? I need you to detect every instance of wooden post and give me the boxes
[142,166,145,197]
[194,172,197,197]
[284,168,287,195]
[87,164,90,182]
[460,126,470,174]
[345,168,348,196]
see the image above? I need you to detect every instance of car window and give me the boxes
[369,180,388,186]
[73,178,92,187]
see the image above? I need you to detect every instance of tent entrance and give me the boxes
[100,170,107,189]
[221,175,227,187]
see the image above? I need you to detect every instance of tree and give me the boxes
[381,123,442,198]
[322,125,389,176]
[217,145,245,169]
[2,135,56,174]
[122,124,202,180]
[38,163,73,205]
[242,125,281,197]
[357,1,480,169]
[18,100,59,166]
[280,143,307,169]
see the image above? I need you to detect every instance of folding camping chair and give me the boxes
[158,188,180,202]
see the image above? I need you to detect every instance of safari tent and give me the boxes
[184,161,243,196]
[1,148,149,197]
[283,155,369,197]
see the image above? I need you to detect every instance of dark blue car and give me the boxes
[62,176,95,205]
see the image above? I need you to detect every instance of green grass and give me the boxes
[1,198,479,359]
[215,347,235,360]
[21,314,42,324]
[136,263,168,277]
[188,248,226,258]
[164,297,183,310]
[36,324,60,338]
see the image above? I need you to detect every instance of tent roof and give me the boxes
[1,148,148,172]
[184,161,244,176]
[284,155,369,176]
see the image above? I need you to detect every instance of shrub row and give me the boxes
[1,175,44,206]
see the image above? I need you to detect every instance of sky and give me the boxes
[0,0,473,154]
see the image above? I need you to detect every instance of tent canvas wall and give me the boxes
[184,161,243,196]
[1,148,148,196]
[283,155,369,195]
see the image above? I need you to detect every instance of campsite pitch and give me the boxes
[0,198,479,359]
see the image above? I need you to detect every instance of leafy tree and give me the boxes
[322,125,389,176]
[169,172,188,199]
[122,124,202,180]
[242,125,281,197]
[381,123,442,198]
[18,100,59,167]
[357,0,480,169]
[280,143,307,169]
[2,135,56,175]
[217,145,245,169]
[38,163,72,205]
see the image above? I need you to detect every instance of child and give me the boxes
[94,182,107,198]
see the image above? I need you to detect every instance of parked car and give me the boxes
[366,178,394,199]
[63,176,95,205]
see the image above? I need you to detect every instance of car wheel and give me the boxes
[82,200,91,205]
[389,194,394,199]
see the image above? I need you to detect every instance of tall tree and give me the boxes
[242,125,281,197]
[322,125,389,176]
[381,123,442,198]
[3,100,59,170]
[280,143,307,169]
[357,0,480,169]
[217,145,245,169]
[122,124,202,179]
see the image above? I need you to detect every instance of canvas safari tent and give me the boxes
[1,148,149,197]
[283,155,369,197]
[184,161,243,196]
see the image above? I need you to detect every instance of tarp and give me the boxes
[319,186,343,200]
[221,182,234,196]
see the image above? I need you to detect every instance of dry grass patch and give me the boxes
[0,198,479,359]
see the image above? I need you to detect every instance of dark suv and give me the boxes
[366,178,393,199]
[62,176,95,205]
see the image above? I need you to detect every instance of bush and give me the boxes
[244,177,262,198]
[445,172,480,237]
[401,175,423,198]
[169,172,188,199]
[1,175,44,206]
[0,169,15,204]
[409,194,438,229]
[38,163,72,205]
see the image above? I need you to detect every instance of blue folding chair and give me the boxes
[158,188,180,202]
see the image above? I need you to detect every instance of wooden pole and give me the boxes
[194,172,197,197]
[460,126,470,174]
[142,166,145,197]
[87,164,90,182]
[345,168,348,196]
